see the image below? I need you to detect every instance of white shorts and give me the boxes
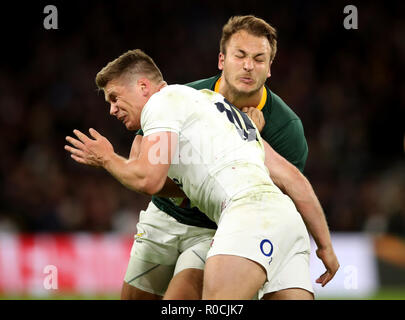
[259,248,313,298]
[207,191,314,295]
[124,201,215,296]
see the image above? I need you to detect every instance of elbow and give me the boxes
[272,167,298,194]
[137,176,165,196]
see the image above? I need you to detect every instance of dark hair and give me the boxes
[220,15,278,62]
[95,49,163,89]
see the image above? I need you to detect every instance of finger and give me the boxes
[321,273,332,287]
[64,145,85,158]
[246,110,255,119]
[250,109,260,119]
[315,272,323,282]
[316,271,332,287]
[242,107,249,113]
[89,128,102,139]
[73,129,91,143]
[251,109,263,120]
[316,270,327,283]
[65,136,85,150]
[70,154,88,165]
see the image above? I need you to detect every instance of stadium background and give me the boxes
[0,0,403,299]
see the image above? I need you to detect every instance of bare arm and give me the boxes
[263,140,339,286]
[129,134,185,198]
[129,134,143,159]
[65,129,180,196]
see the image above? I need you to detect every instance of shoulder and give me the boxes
[143,85,202,118]
[260,87,308,172]
[185,75,220,90]
[141,85,194,134]
[261,88,305,133]
[264,88,301,123]
[150,84,199,103]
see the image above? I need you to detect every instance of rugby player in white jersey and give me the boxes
[65,49,338,299]
[120,15,337,300]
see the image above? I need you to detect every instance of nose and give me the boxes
[243,58,254,72]
[110,103,118,116]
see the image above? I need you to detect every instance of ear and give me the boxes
[137,78,150,97]
[218,52,225,71]
[267,60,272,79]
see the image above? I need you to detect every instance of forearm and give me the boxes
[264,140,332,249]
[103,152,150,194]
[66,129,174,196]
[282,173,332,249]
[104,152,184,197]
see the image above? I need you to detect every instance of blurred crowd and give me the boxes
[0,1,403,236]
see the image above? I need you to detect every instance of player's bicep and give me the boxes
[129,135,143,159]
[263,140,296,192]
[136,131,179,194]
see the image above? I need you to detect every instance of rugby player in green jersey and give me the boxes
[119,16,338,300]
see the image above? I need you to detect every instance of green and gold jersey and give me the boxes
[141,75,308,229]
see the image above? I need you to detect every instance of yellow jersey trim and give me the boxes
[214,77,267,111]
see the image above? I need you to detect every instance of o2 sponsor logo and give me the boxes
[260,239,274,265]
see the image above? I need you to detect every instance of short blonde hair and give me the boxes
[220,15,278,62]
[95,49,163,89]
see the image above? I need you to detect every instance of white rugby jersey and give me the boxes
[141,85,280,223]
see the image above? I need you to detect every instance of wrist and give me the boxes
[317,243,333,251]
[102,151,117,171]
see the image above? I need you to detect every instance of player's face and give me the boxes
[219,30,272,96]
[104,78,146,130]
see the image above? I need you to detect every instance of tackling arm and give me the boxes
[65,128,179,196]
[263,140,339,286]
[129,134,185,198]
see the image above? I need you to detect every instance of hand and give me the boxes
[315,245,340,287]
[65,128,114,168]
[242,107,265,132]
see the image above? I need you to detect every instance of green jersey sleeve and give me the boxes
[185,75,219,90]
[260,90,308,172]
[261,119,308,172]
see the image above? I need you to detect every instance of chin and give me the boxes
[235,85,258,96]
[126,122,139,131]
[126,124,137,131]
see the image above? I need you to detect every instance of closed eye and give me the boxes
[235,49,246,59]
[106,94,117,103]
[254,54,266,63]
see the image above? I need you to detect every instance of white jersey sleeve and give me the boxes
[141,85,190,137]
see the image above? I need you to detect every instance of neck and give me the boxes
[157,80,168,91]
[147,80,168,99]
[150,80,167,94]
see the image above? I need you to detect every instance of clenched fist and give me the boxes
[242,107,265,132]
